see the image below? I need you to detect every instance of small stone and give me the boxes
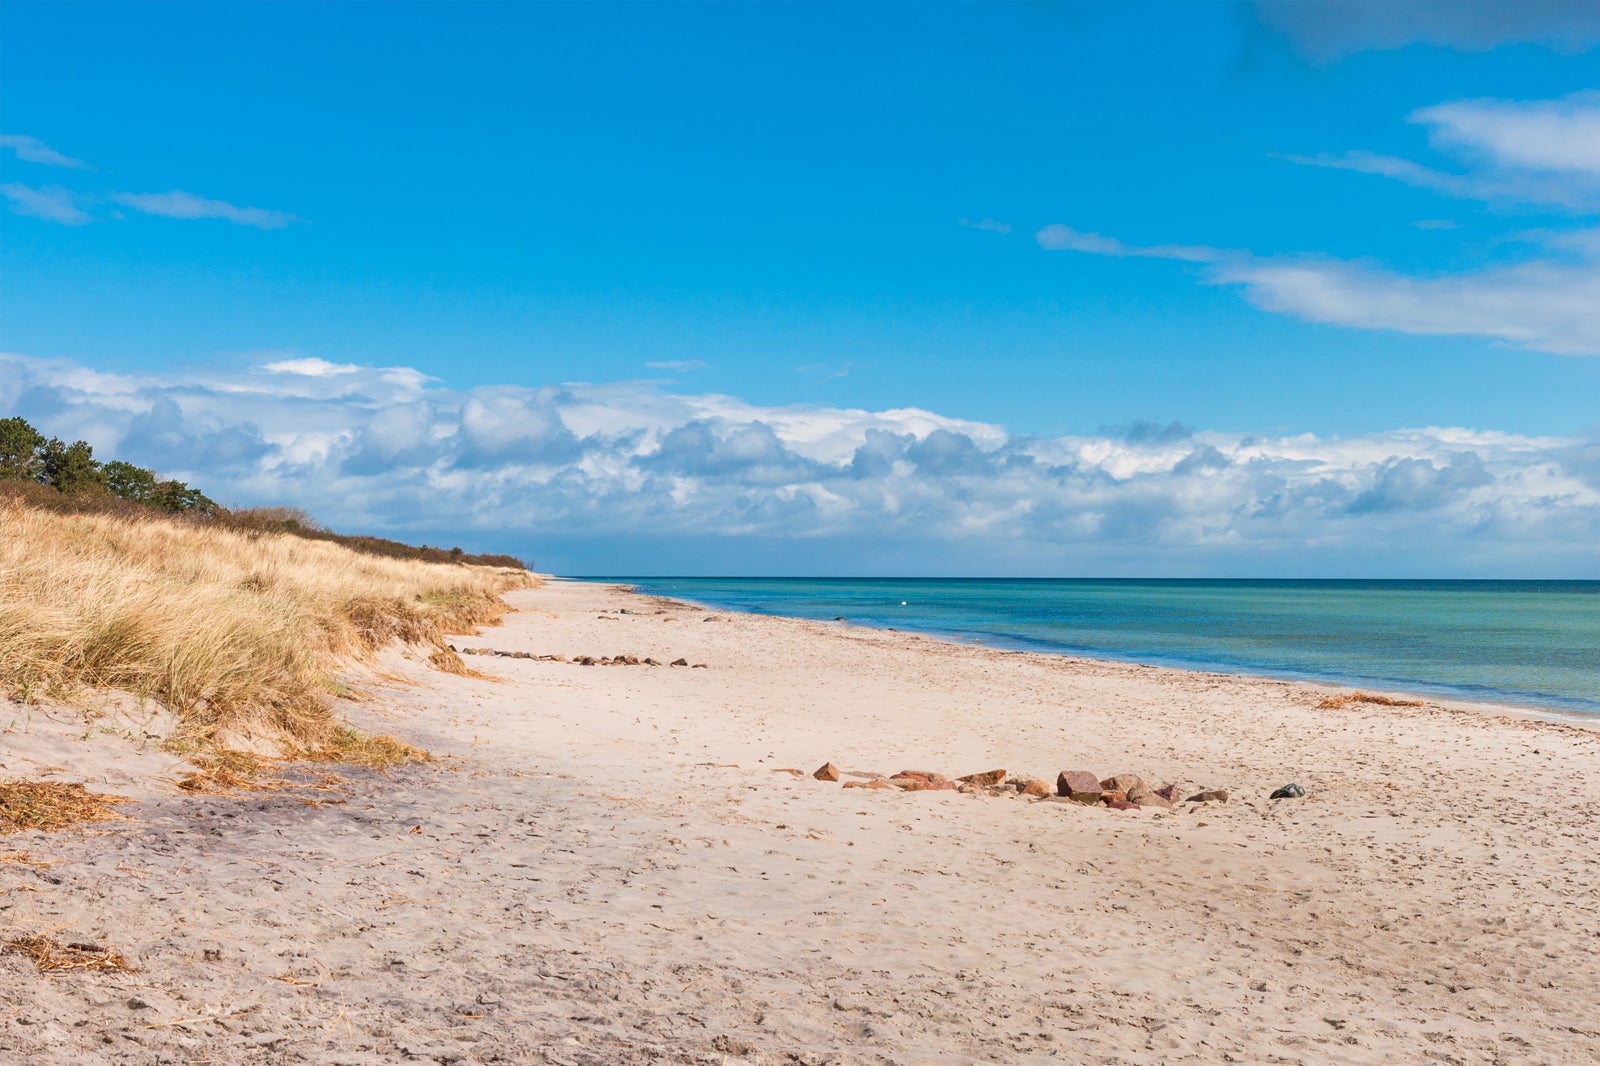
[642,658,661,666]
[1099,790,1128,805]
[1067,791,1105,805]
[1127,785,1173,809]
[670,658,689,666]
[1101,773,1146,793]
[1187,789,1229,803]
[843,780,896,790]
[894,770,948,783]
[1154,783,1185,803]
[771,768,804,777]
[1270,783,1306,799]
[956,769,1006,787]
[578,656,596,665]
[813,762,841,782]
[1057,770,1101,796]
[1106,798,1140,811]
[1019,779,1053,798]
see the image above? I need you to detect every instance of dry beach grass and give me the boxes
[0,499,535,750]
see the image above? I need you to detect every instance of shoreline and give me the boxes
[582,576,1600,730]
[5,577,1599,1063]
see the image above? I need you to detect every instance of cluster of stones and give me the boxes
[803,763,1231,809]
[451,646,706,668]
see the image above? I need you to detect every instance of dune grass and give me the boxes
[0,499,536,751]
[0,780,127,834]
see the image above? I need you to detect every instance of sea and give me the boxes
[593,578,1600,721]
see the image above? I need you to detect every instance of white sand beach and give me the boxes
[4,577,1598,1064]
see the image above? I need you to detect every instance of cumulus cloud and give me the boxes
[1252,0,1600,63]
[2,351,1595,575]
[110,190,299,229]
[0,134,89,169]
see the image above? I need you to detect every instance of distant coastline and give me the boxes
[585,576,1600,722]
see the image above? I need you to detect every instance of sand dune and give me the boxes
[4,578,1598,1064]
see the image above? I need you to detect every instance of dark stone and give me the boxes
[1057,770,1101,797]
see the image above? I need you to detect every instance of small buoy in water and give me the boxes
[900,600,907,606]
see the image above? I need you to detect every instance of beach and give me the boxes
[4,576,1599,1064]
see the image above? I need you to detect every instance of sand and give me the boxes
[3,577,1598,1064]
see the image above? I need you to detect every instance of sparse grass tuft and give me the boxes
[0,780,127,834]
[0,499,536,750]
[299,726,429,771]
[1317,691,1426,710]
[4,932,135,973]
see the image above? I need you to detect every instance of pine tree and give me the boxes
[0,416,45,481]
[40,438,106,494]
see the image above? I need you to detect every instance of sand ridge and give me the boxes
[3,577,1598,1064]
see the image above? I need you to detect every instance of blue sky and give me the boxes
[3,2,1598,575]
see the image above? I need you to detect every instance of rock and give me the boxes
[692,663,709,668]
[1019,778,1053,798]
[956,769,1006,787]
[1106,798,1140,811]
[642,658,661,666]
[1057,770,1101,797]
[813,762,841,782]
[1127,785,1173,809]
[578,656,596,666]
[834,616,847,621]
[1099,790,1128,805]
[1154,783,1185,804]
[843,780,896,790]
[889,771,947,787]
[1101,773,1146,793]
[894,770,948,783]
[771,768,804,777]
[670,658,689,666]
[1187,789,1229,803]
[1269,783,1306,799]
[1066,791,1105,805]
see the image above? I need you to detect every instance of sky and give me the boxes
[2,1,1598,576]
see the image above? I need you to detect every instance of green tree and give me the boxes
[40,438,105,494]
[103,460,158,503]
[0,416,45,481]
[152,479,217,515]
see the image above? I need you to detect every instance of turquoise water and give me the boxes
[597,578,1600,718]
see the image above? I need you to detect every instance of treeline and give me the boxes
[0,416,529,571]
[1,416,216,513]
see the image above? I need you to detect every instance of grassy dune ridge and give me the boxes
[0,500,537,748]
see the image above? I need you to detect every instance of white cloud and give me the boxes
[1,182,91,225]
[645,360,707,373]
[1416,93,1600,177]
[0,134,89,169]
[1035,221,1600,356]
[110,190,299,229]
[1252,0,1600,63]
[1286,92,1600,210]
[263,357,362,377]
[2,351,1595,575]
